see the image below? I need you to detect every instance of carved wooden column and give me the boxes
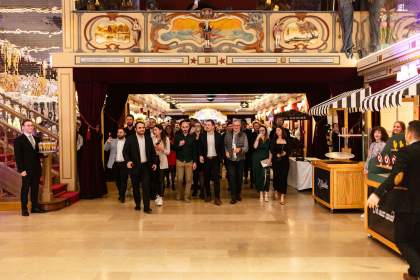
[58,68,77,191]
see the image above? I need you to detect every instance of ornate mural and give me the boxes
[83,14,142,51]
[149,9,265,53]
[271,13,329,52]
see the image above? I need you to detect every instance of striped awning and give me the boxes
[309,87,371,116]
[361,74,420,112]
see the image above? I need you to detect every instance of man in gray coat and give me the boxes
[104,127,128,203]
[224,119,249,204]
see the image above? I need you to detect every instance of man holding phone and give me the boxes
[174,120,197,202]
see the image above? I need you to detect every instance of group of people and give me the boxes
[103,115,294,213]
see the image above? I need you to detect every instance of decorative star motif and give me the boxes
[219,57,226,64]
[191,57,197,64]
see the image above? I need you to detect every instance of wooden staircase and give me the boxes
[0,92,79,212]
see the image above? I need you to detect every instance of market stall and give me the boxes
[363,73,420,253]
[309,87,370,211]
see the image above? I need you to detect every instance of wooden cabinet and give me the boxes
[312,160,364,211]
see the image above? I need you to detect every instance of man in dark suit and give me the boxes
[123,121,158,214]
[199,119,224,205]
[14,119,44,216]
[368,120,420,280]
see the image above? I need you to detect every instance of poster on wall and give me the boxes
[314,167,330,203]
[367,186,396,242]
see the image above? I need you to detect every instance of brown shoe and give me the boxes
[214,199,222,206]
[403,273,418,280]
[205,196,212,203]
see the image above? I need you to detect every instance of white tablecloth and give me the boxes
[287,157,318,190]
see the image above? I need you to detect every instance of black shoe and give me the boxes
[144,208,152,214]
[237,197,242,202]
[230,200,237,204]
[205,197,212,203]
[134,205,141,211]
[22,210,29,216]
[31,208,45,213]
[120,197,125,203]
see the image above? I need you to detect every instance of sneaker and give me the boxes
[157,196,163,206]
[155,195,160,205]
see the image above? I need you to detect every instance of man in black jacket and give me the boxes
[123,121,158,213]
[368,120,420,280]
[199,119,224,205]
[14,119,44,216]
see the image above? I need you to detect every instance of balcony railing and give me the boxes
[69,9,418,55]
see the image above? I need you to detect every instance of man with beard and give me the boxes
[105,127,128,203]
[124,114,135,136]
[123,122,158,213]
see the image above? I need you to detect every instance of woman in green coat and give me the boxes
[252,125,270,202]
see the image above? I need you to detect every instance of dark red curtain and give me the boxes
[104,89,129,138]
[76,81,108,199]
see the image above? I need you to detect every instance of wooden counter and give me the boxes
[312,160,364,212]
[364,174,400,254]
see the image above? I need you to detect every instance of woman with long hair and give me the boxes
[364,126,388,174]
[152,124,170,206]
[252,125,270,202]
[192,122,205,198]
[165,124,177,190]
[393,121,406,135]
[269,127,290,205]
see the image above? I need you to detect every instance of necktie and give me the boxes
[29,135,35,149]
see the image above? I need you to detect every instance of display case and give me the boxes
[312,160,364,212]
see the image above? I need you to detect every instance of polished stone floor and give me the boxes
[0,181,406,280]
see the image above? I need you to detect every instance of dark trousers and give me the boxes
[369,0,385,51]
[150,166,160,199]
[158,168,169,197]
[192,167,205,196]
[112,162,128,200]
[21,174,40,211]
[226,160,244,201]
[244,153,254,186]
[165,166,176,189]
[395,212,420,277]
[204,158,221,199]
[338,0,354,54]
[272,159,289,194]
[130,163,151,210]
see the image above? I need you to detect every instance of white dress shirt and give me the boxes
[116,139,125,162]
[136,134,147,163]
[207,132,217,157]
[24,132,36,149]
